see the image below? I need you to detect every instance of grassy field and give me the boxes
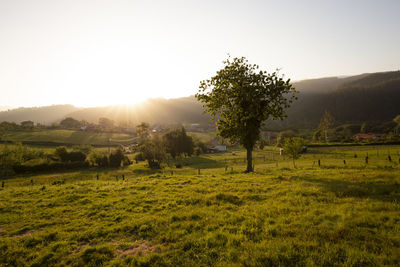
[2,130,135,146]
[1,146,400,266]
[187,132,216,143]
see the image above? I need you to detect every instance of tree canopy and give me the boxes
[163,127,194,158]
[283,137,305,168]
[196,56,297,172]
[317,110,335,142]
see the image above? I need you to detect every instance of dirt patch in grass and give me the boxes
[10,230,38,239]
[72,242,89,254]
[117,240,159,257]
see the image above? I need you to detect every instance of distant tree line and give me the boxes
[134,124,208,169]
[0,143,129,176]
[265,71,400,130]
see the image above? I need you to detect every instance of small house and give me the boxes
[215,145,227,152]
[354,133,382,140]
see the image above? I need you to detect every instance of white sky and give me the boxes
[1,0,399,107]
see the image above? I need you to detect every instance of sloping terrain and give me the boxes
[1,71,399,129]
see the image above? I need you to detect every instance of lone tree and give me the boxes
[318,110,335,142]
[196,56,297,172]
[283,137,305,168]
[394,115,400,135]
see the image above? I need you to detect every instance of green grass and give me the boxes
[1,146,400,266]
[2,129,135,146]
[187,131,216,143]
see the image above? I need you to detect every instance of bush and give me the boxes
[277,130,297,147]
[13,161,89,174]
[109,149,124,167]
[54,146,86,162]
[67,151,86,162]
[134,153,144,163]
[95,154,109,168]
[139,135,166,169]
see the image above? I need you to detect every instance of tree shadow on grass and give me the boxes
[131,157,225,175]
[297,175,400,203]
[131,168,164,176]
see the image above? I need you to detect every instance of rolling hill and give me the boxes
[1,71,399,129]
[0,105,80,125]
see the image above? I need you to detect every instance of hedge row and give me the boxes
[13,161,90,174]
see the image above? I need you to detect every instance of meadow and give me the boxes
[0,145,399,266]
[2,129,135,146]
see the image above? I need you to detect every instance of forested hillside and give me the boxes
[280,71,400,129]
[0,105,79,124]
[1,71,399,129]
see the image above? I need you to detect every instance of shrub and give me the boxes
[13,161,89,174]
[54,147,86,162]
[109,148,124,167]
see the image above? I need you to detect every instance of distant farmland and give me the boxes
[2,129,135,146]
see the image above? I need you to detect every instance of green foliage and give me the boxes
[98,117,114,129]
[394,115,400,126]
[280,71,400,129]
[138,135,166,169]
[333,124,359,142]
[312,128,324,142]
[283,137,305,167]
[89,149,125,168]
[54,146,86,163]
[276,130,297,147]
[94,154,109,168]
[72,145,93,155]
[109,148,124,168]
[0,142,47,175]
[163,127,194,158]
[196,56,297,171]
[195,140,209,155]
[60,117,84,129]
[13,161,89,174]
[317,110,335,142]
[136,122,150,144]
[258,139,266,150]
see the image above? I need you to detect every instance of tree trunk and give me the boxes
[246,148,253,172]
